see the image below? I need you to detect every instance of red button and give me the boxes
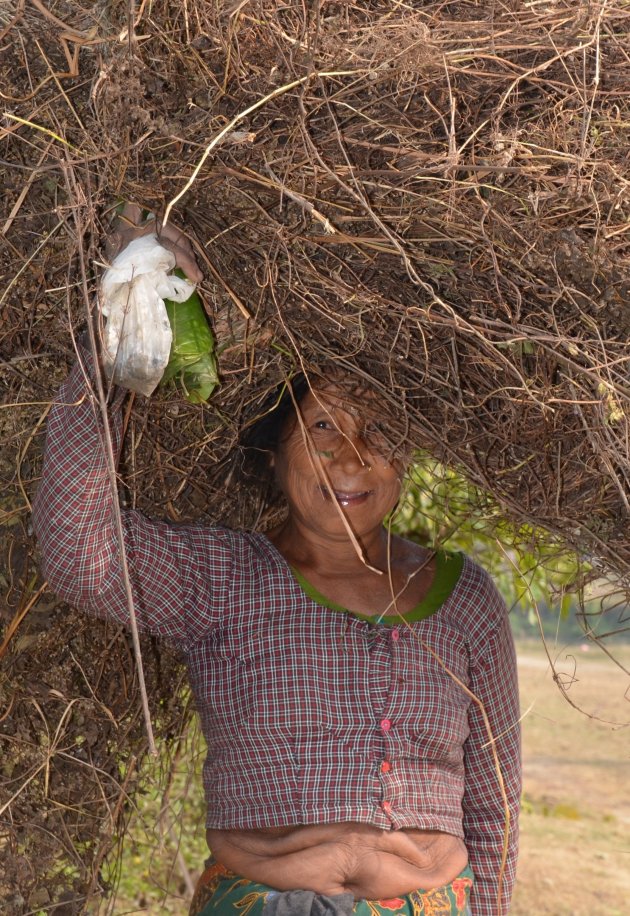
[380,718,391,732]
[382,801,392,813]
[391,629,400,642]
[381,761,392,773]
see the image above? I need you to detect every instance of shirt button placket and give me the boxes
[379,717,394,821]
[390,628,404,685]
[377,631,400,824]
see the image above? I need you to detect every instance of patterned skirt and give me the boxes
[189,860,474,916]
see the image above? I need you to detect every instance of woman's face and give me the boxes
[271,384,403,541]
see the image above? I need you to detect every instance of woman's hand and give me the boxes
[105,202,203,283]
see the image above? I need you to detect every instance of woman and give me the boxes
[33,213,521,916]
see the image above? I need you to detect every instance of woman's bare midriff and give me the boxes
[206,823,468,899]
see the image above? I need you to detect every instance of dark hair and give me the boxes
[242,373,310,455]
[237,373,311,517]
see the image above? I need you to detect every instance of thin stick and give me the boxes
[0,580,48,661]
[497,542,626,726]
[496,35,602,115]
[2,139,54,235]
[16,402,51,511]
[0,0,24,41]
[90,754,139,910]
[204,256,252,319]
[166,817,196,899]
[263,159,337,235]
[163,69,359,225]
[381,513,511,914]
[2,113,81,149]
[0,218,64,309]
[64,164,158,756]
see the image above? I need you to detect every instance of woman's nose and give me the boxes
[333,433,371,473]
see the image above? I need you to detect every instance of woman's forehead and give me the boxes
[301,383,371,417]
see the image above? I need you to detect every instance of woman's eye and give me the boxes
[313,420,334,431]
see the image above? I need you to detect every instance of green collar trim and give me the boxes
[291,550,464,625]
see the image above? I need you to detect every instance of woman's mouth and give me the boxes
[321,487,372,507]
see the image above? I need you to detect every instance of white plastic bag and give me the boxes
[99,234,196,396]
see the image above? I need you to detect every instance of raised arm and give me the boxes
[462,580,521,915]
[32,339,233,645]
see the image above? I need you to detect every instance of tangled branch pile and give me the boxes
[1,0,629,911]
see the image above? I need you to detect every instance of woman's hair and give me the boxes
[242,374,310,454]
[237,373,311,519]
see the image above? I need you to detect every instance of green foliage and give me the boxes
[103,722,208,913]
[393,455,582,613]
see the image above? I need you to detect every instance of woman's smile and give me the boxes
[319,485,374,507]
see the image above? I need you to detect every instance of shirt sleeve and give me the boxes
[32,341,233,645]
[462,579,521,916]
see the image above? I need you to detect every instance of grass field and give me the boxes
[511,640,630,916]
[111,639,630,915]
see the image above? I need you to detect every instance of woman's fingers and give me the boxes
[120,202,144,225]
[156,222,204,283]
[105,206,154,261]
[104,205,203,283]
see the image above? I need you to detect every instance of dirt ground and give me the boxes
[512,642,630,916]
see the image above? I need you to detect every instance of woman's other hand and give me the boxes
[105,202,203,284]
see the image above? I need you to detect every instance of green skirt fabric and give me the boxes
[191,860,474,916]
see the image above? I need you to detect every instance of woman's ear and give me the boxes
[268,450,276,470]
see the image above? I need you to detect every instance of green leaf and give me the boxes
[162,271,219,404]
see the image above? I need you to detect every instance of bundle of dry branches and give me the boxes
[1,0,629,911]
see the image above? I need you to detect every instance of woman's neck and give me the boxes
[267,518,395,578]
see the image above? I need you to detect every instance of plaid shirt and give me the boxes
[33,350,521,915]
